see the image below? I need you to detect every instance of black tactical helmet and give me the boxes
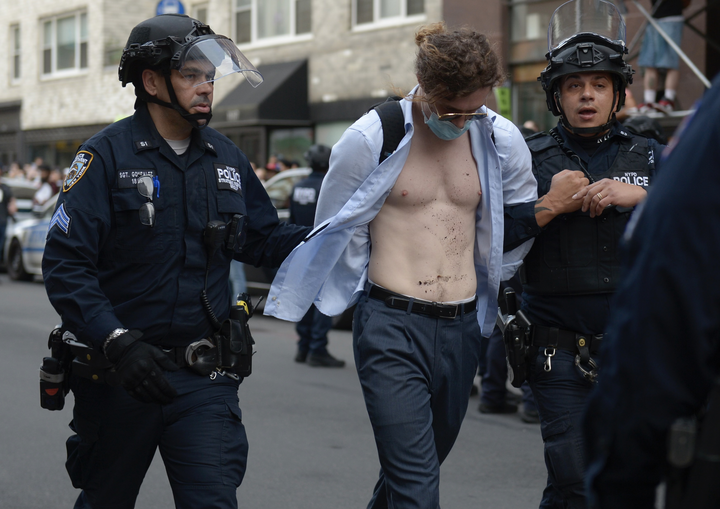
[119,14,212,87]
[539,0,634,134]
[119,14,262,128]
[304,144,332,172]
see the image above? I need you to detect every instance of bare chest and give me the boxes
[385,134,482,209]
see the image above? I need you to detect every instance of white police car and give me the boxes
[263,167,311,220]
[3,193,57,281]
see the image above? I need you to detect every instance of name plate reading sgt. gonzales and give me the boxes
[214,164,243,195]
[117,169,156,189]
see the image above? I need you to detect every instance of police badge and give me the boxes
[63,151,94,192]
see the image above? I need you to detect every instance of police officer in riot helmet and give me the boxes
[501,0,666,506]
[289,144,346,367]
[42,14,308,508]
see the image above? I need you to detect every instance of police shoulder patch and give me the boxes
[63,151,94,192]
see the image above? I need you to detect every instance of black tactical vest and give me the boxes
[523,130,654,295]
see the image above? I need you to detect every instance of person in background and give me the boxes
[523,119,540,133]
[6,162,23,179]
[637,0,687,113]
[289,144,345,368]
[0,169,18,265]
[49,167,63,195]
[32,164,54,209]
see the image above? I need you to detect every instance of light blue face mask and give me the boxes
[422,107,478,140]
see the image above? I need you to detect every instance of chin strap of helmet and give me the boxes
[138,72,212,130]
[554,85,618,136]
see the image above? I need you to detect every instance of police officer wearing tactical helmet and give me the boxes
[503,0,665,506]
[42,14,308,508]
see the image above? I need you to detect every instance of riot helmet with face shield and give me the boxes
[119,14,263,129]
[539,0,634,135]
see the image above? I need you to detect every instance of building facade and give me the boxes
[0,0,713,169]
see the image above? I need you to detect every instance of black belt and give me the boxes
[368,284,476,319]
[530,325,602,354]
[162,345,191,368]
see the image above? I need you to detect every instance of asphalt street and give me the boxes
[0,273,546,509]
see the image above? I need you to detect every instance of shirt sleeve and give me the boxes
[42,147,124,349]
[315,118,381,226]
[495,122,540,253]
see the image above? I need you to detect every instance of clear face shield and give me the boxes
[548,0,626,53]
[176,35,264,88]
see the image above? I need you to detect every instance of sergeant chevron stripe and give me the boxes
[49,203,72,236]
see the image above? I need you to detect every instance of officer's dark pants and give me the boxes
[528,348,594,509]
[353,292,482,509]
[296,304,334,354]
[67,368,247,509]
[480,325,536,412]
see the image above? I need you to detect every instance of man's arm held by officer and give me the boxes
[504,168,588,251]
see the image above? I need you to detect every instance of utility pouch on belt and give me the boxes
[497,288,531,388]
[213,293,256,377]
[39,326,72,411]
[40,327,114,409]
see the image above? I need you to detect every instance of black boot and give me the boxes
[307,351,345,368]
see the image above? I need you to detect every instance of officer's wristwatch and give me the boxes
[102,328,129,356]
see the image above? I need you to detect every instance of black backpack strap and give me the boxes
[370,98,405,164]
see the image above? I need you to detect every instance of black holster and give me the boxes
[502,310,531,388]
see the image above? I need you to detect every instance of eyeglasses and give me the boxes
[137,176,155,228]
[436,111,488,122]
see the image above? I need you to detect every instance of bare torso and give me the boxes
[368,101,482,302]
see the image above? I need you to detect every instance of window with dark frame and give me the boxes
[234,0,311,44]
[354,0,424,26]
[11,24,20,81]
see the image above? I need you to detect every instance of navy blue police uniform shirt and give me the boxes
[43,103,308,351]
[288,171,325,227]
[505,121,664,333]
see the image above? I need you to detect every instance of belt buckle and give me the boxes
[436,302,458,319]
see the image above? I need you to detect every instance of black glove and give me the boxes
[104,330,179,404]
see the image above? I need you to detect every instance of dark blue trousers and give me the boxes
[353,293,483,509]
[528,348,594,509]
[296,304,333,354]
[67,368,247,509]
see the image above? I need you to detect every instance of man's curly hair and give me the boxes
[415,23,505,104]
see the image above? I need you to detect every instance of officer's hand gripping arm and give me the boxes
[104,330,179,404]
[536,169,589,227]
